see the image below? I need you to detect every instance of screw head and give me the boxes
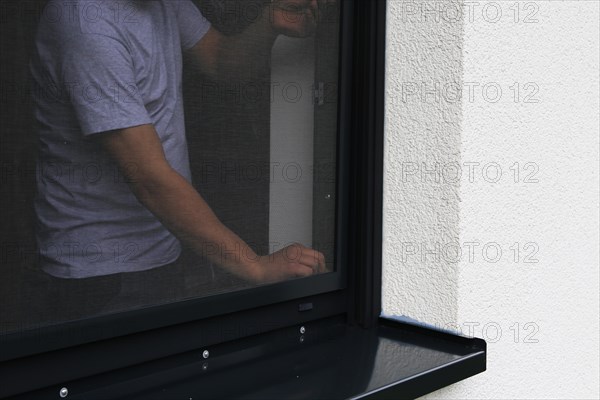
[300,326,306,334]
[202,350,210,359]
[202,362,209,371]
[299,335,305,343]
[59,387,68,398]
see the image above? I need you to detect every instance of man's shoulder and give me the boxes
[39,0,144,42]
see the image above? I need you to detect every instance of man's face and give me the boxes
[271,0,319,38]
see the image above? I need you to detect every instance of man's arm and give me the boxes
[185,0,336,78]
[187,26,223,78]
[98,124,326,283]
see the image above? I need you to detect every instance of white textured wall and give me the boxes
[383,0,464,328]
[383,0,600,398]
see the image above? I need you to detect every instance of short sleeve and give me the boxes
[60,33,152,136]
[174,0,212,50]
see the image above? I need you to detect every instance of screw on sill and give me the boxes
[59,387,68,398]
[300,326,306,334]
[202,350,210,359]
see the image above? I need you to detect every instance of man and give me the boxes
[28,0,326,320]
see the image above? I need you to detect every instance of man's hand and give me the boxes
[271,0,318,38]
[254,243,327,284]
[271,0,336,38]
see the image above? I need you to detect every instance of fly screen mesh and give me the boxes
[0,0,339,334]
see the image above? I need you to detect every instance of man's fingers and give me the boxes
[281,244,327,275]
[298,250,326,273]
[289,263,314,278]
[317,252,327,273]
[298,254,318,269]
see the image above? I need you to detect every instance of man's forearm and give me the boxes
[99,125,261,280]
[100,124,324,283]
[130,165,262,281]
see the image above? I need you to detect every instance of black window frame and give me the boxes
[0,0,378,363]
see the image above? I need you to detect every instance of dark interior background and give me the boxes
[0,0,44,332]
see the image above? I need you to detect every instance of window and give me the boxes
[1,0,345,359]
[0,1,486,398]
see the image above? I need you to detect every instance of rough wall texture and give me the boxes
[383,0,600,398]
[383,0,464,328]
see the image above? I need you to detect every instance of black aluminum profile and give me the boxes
[345,0,386,329]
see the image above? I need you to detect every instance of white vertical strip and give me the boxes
[269,36,315,251]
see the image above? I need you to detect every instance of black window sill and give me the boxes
[10,316,486,400]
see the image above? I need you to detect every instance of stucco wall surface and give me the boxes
[382,0,600,398]
[383,0,464,329]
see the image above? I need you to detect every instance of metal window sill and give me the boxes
[12,316,485,400]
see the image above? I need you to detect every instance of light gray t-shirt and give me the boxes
[30,0,210,278]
